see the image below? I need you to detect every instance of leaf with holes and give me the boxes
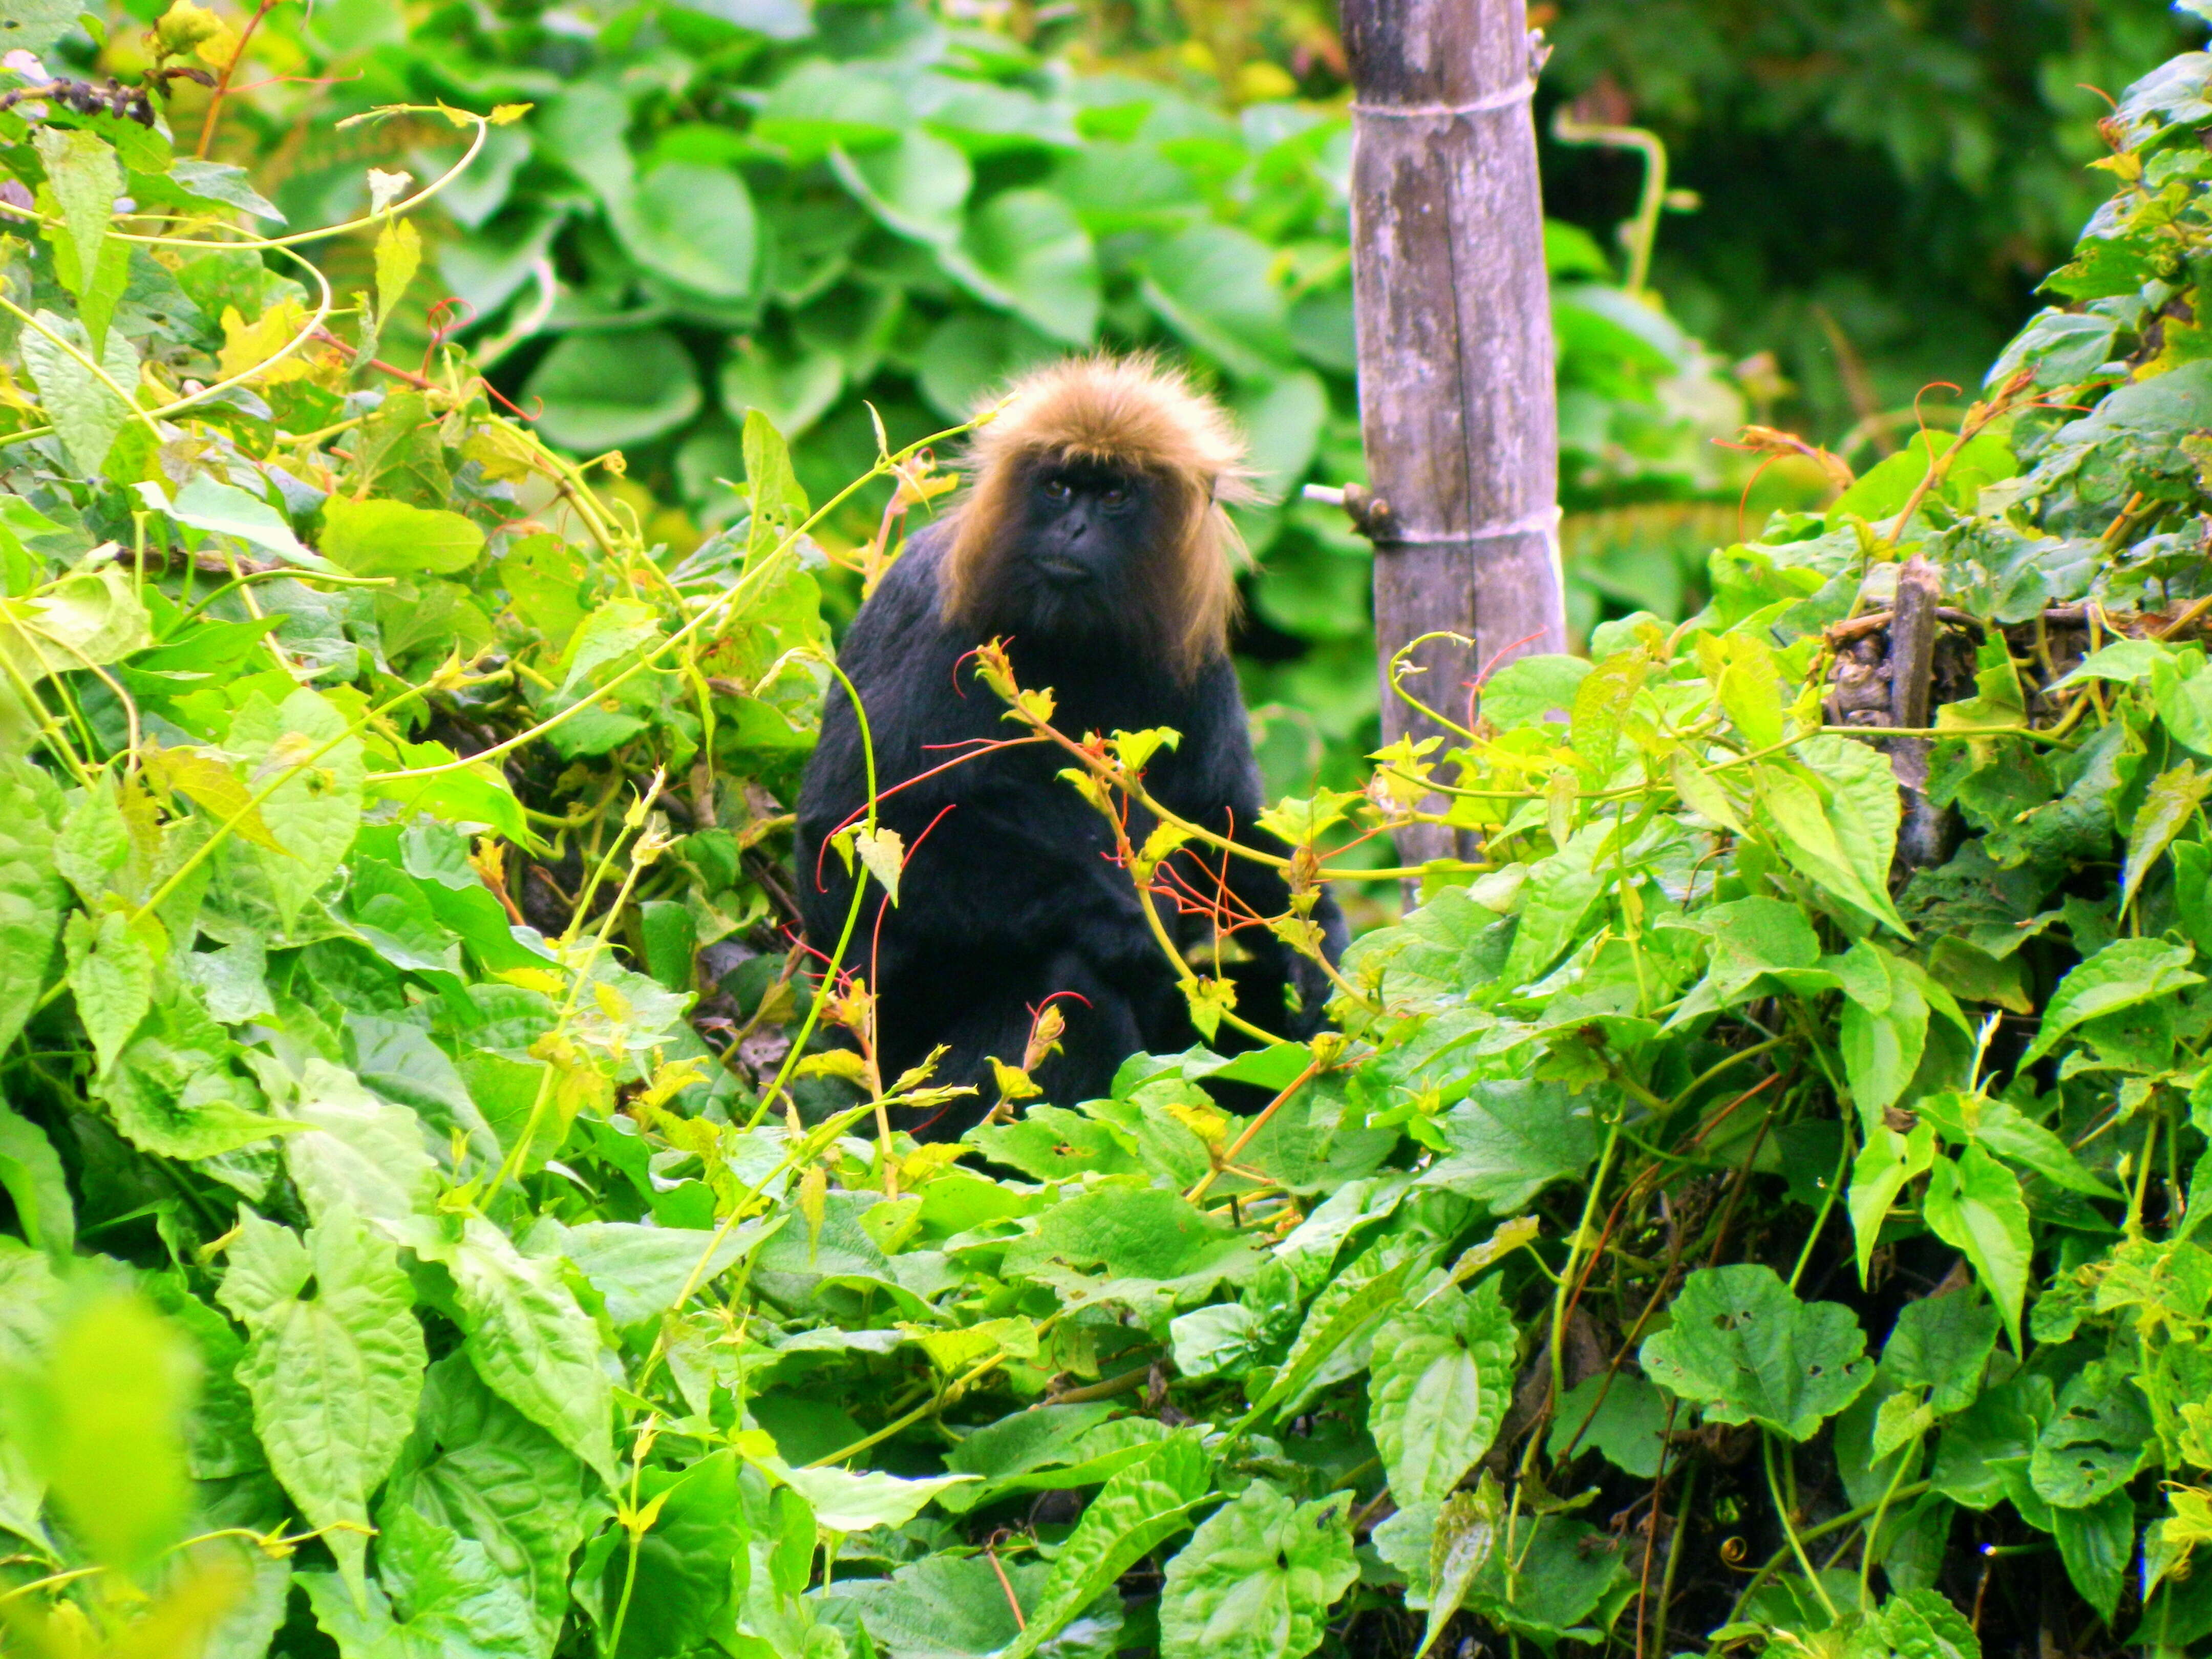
[1159,1482,1355,1659]
[1641,1264,1873,1441]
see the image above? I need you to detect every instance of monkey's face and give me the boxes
[996,457,1166,640]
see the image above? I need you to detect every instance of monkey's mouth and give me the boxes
[1033,555,1092,584]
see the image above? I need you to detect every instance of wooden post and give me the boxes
[1341,0,1565,866]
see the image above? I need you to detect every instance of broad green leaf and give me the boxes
[587,1448,746,1659]
[218,1207,425,1603]
[2029,1366,2151,1508]
[1755,735,1908,934]
[1641,1264,1873,1440]
[524,328,701,451]
[443,1216,618,1485]
[300,1505,536,1659]
[1464,1507,1626,1645]
[1499,820,1611,986]
[1848,1122,1935,1283]
[10,1290,193,1577]
[19,310,140,475]
[940,188,1099,346]
[0,0,79,52]
[1139,222,1293,378]
[34,127,119,307]
[0,759,65,1054]
[2122,761,2212,912]
[0,1104,71,1254]
[99,1027,296,1161]
[826,1555,1121,1659]
[161,474,315,564]
[998,1431,1212,1659]
[1419,1479,1506,1656]
[832,131,971,246]
[169,158,285,223]
[1417,1078,1599,1215]
[280,1059,441,1248]
[142,741,286,854]
[556,1218,778,1327]
[1916,1091,2118,1198]
[1158,1482,1355,1659]
[2022,935,2203,1064]
[228,687,366,927]
[1246,1244,1423,1425]
[759,1458,977,1530]
[62,907,156,1074]
[2053,1489,2133,1625]
[611,162,758,301]
[1923,1145,2032,1351]
[1837,941,1929,1127]
[322,497,487,577]
[719,337,844,440]
[384,1355,591,1659]
[1879,1293,2000,1417]
[1367,1275,1517,1504]
[1547,1370,1671,1479]
[997,1185,1264,1314]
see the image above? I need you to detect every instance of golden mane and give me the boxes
[941,355,1258,677]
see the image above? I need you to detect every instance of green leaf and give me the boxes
[2022,935,2203,1064]
[0,1104,71,1254]
[2053,1488,2134,1624]
[442,1216,618,1485]
[218,1206,426,1603]
[1640,1264,1873,1440]
[940,189,1099,346]
[1923,1145,2033,1352]
[524,328,702,452]
[1849,1122,1935,1284]
[1417,1480,1505,1656]
[998,1431,1212,1659]
[1836,942,1929,1128]
[161,474,314,564]
[719,338,844,440]
[1464,1508,1627,1645]
[1158,1482,1355,1659]
[1755,736,1908,934]
[34,127,119,306]
[832,132,971,247]
[384,1355,592,1659]
[279,1058,442,1248]
[301,1504,537,1659]
[1915,1091,2118,1199]
[557,1218,777,1327]
[1879,1293,2000,1417]
[997,1185,1264,1314]
[612,161,758,302]
[1245,1244,1423,1426]
[1139,223,1293,378]
[227,687,366,928]
[10,1289,193,1577]
[827,1555,1120,1659]
[322,497,487,577]
[0,759,63,1054]
[168,158,285,223]
[20,309,140,476]
[0,0,80,52]
[2122,761,2212,913]
[761,1458,977,1530]
[1367,1275,1518,1504]
[62,906,156,1074]
[588,1448,746,1659]
[1417,1078,1599,1215]
[1547,1371,1671,1479]
[2029,1366,2151,1509]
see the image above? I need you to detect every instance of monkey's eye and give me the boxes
[1043,478,1072,501]
[1101,486,1127,506]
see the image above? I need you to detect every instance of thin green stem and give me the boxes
[1763,1432,1839,1622]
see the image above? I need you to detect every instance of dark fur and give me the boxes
[794,475,1345,1133]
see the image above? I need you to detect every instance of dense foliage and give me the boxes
[53,0,1768,792]
[14,13,2212,1659]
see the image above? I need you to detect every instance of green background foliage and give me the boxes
[8,6,2212,1659]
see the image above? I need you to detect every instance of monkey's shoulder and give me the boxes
[837,525,961,681]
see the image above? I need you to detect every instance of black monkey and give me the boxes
[794,355,1347,1133]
